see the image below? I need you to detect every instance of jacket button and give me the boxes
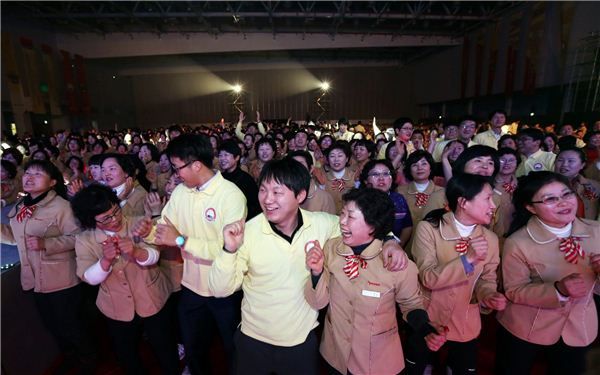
[123,283,127,286]
[127,295,132,298]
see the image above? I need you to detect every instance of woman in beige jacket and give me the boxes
[412,173,507,374]
[496,171,599,375]
[1,160,96,373]
[305,188,446,375]
[71,184,179,375]
[101,153,148,217]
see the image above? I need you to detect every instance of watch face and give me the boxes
[176,236,184,246]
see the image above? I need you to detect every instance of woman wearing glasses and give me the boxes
[71,184,179,375]
[496,171,599,375]
[360,159,413,247]
[1,160,96,373]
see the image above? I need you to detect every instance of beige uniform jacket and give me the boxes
[2,191,80,293]
[574,176,600,220]
[324,169,355,214]
[305,238,424,375]
[301,180,337,215]
[396,182,446,225]
[491,182,516,249]
[497,217,599,346]
[412,212,500,342]
[120,185,147,217]
[75,216,171,322]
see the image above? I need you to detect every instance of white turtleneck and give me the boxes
[453,214,476,238]
[537,218,572,238]
[414,181,430,193]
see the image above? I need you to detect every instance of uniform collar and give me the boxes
[526,216,592,245]
[407,180,434,195]
[439,211,484,241]
[336,239,383,259]
[188,170,222,196]
[93,216,131,244]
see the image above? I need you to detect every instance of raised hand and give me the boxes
[305,240,324,276]
[465,235,488,265]
[144,192,165,217]
[239,111,246,123]
[223,219,245,253]
[132,217,153,239]
[67,179,85,197]
[382,241,408,271]
[155,216,181,247]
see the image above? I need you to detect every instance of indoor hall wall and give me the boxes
[129,65,415,128]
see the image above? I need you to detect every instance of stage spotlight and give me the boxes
[233,84,243,93]
[320,81,330,91]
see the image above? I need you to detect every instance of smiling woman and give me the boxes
[496,171,600,374]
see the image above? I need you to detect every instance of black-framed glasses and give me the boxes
[531,191,576,205]
[171,160,195,174]
[95,205,121,224]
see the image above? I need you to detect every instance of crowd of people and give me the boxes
[1,109,599,375]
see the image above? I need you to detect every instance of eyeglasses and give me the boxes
[95,205,121,224]
[530,191,576,205]
[460,124,476,130]
[499,159,516,165]
[368,171,392,179]
[171,160,195,174]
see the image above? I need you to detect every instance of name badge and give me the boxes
[362,290,381,298]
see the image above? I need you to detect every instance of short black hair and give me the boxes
[557,135,578,151]
[23,159,67,199]
[140,143,160,162]
[489,109,507,119]
[497,147,522,167]
[2,148,24,166]
[452,145,500,179]
[255,138,277,154]
[360,159,397,191]
[71,184,120,230]
[342,188,394,240]
[102,153,137,178]
[287,150,313,170]
[66,156,85,173]
[326,141,352,160]
[166,133,213,168]
[219,139,242,158]
[353,139,376,159]
[1,159,17,179]
[259,158,310,198]
[518,128,544,143]
[392,117,414,131]
[403,150,435,182]
[88,153,106,167]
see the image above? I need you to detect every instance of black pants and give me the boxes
[495,325,588,375]
[234,328,319,375]
[404,330,478,375]
[33,283,97,365]
[105,306,180,375]
[178,286,242,375]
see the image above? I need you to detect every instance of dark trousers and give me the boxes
[105,306,180,375]
[234,328,319,375]
[178,286,242,375]
[495,325,588,375]
[404,330,478,375]
[33,283,97,365]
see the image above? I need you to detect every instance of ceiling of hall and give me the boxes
[2,1,523,64]
[3,1,520,37]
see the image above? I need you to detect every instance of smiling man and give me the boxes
[209,157,408,375]
[141,133,247,375]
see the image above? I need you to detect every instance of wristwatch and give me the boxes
[175,235,187,248]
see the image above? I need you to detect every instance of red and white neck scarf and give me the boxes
[455,238,470,255]
[16,205,37,223]
[331,178,346,192]
[559,236,585,264]
[343,255,367,280]
[415,192,430,208]
[502,182,516,195]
